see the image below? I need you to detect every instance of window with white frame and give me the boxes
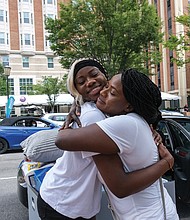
[47,57,54,68]
[9,78,14,95]
[0,32,5,44]
[24,34,30,45]
[47,0,53,4]
[47,14,54,19]
[19,78,33,95]
[2,55,9,66]
[45,35,51,47]
[22,56,29,68]
[0,10,4,21]
[23,12,30,23]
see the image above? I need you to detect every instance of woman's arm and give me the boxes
[93,144,173,198]
[56,124,119,154]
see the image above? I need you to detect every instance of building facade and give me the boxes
[1,0,190,115]
[150,0,190,110]
[0,0,69,116]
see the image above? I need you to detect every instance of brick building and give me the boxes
[150,0,190,110]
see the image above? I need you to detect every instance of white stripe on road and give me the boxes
[0,176,16,180]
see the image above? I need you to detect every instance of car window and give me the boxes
[174,119,190,132]
[14,119,25,127]
[13,119,50,127]
[36,120,50,127]
[157,121,174,151]
[168,123,190,150]
[51,115,67,121]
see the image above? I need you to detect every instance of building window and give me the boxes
[167,0,171,7]
[47,57,54,68]
[9,78,14,95]
[47,0,53,4]
[23,12,30,23]
[31,13,33,24]
[23,0,29,2]
[32,35,34,46]
[0,10,4,22]
[0,32,5,44]
[20,34,23,45]
[22,56,29,68]
[24,34,31,45]
[5,11,7,22]
[2,55,9,66]
[19,78,33,95]
[19,12,22,23]
[47,14,54,19]
[45,35,51,47]
[6,33,9,44]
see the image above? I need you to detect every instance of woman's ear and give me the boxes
[124,104,134,113]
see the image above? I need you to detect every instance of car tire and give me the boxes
[0,138,8,154]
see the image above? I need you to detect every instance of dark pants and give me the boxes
[37,194,96,220]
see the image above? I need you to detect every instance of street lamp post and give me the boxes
[4,66,11,102]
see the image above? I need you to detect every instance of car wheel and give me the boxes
[0,138,8,154]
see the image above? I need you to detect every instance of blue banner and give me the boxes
[6,96,15,118]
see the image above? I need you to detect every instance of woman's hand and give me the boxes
[59,100,82,130]
[158,143,174,170]
[152,129,162,146]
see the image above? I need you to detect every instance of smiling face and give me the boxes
[74,66,107,102]
[96,74,132,116]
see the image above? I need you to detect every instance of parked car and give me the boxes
[157,117,190,203]
[42,113,68,126]
[161,115,190,132]
[0,116,60,154]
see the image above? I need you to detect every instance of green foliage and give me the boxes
[164,7,190,67]
[45,0,163,76]
[32,76,67,112]
[0,63,7,96]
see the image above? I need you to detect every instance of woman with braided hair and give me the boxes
[56,68,179,220]
[38,60,173,220]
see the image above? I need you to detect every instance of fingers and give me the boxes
[76,101,81,116]
[153,130,162,146]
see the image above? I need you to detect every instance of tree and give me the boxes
[45,0,163,76]
[32,76,67,112]
[0,63,7,96]
[164,7,190,67]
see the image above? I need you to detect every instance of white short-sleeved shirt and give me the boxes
[96,113,179,220]
[40,102,106,218]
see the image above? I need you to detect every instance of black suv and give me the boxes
[157,116,190,203]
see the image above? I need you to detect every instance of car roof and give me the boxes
[162,115,190,120]
[0,116,47,126]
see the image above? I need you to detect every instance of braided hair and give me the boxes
[121,68,162,127]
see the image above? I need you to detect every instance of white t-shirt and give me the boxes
[40,102,106,218]
[96,113,179,220]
